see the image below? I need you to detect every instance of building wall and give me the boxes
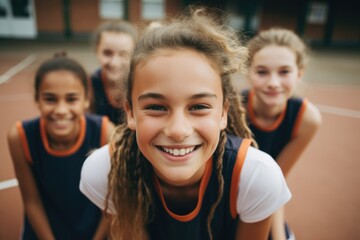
[35,0,63,33]
[29,0,360,46]
[70,0,100,33]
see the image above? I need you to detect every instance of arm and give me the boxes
[106,120,116,142]
[276,101,322,177]
[7,124,55,240]
[236,217,272,240]
[237,147,291,240]
[92,212,111,240]
[270,101,321,240]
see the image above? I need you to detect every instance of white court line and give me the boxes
[0,178,18,191]
[0,54,37,84]
[316,104,360,119]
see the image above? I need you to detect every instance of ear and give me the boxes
[84,99,90,110]
[220,100,229,130]
[124,101,136,130]
[298,67,305,82]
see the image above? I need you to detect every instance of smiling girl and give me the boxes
[80,7,291,240]
[242,28,322,240]
[7,54,115,239]
[90,21,137,125]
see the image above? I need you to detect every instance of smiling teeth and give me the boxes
[162,147,195,156]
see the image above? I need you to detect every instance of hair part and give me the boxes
[107,6,253,239]
[246,27,309,70]
[34,53,89,100]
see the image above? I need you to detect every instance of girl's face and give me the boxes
[126,49,228,187]
[248,45,303,108]
[96,31,134,82]
[36,70,89,143]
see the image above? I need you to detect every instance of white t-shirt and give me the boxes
[80,144,291,223]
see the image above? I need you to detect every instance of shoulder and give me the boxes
[297,100,322,137]
[236,146,291,222]
[303,100,322,127]
[80,144,114,212]
[7,121,21,145]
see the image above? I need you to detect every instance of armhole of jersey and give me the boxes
[16,121,33,164]
[100,116,109,146]
[229,138,252,219]
[291,99,308,139]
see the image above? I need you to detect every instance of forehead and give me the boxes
[132,49,222,98]
[98,31,134,50]
[40,70,84,92]
[253,45,297,67]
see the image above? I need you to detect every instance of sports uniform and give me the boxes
[17,114,109,240]
[90,69,125,125]
[242,90,307,159]
[80,134,291,239]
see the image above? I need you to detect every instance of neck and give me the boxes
[252,97,285,126]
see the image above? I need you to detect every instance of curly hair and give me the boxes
[105,6,253,240]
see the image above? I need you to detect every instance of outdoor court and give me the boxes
[0,39,359,240]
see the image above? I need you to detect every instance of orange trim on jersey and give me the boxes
[291,99,308,139]
[16,121,33,163]
[153,159,213,222]
[100,116,109,146]
[248,90,287,132]
[40,116,86,157]
[230,138,252,218]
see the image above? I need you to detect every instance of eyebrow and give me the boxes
[138,92,217,101]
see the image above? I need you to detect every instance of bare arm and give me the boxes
[92,212,111,240]
[270,101,322,240]
[106,120,116,142]
[276,101,322,177]
[7,124,55,240]
[235,217,272,240]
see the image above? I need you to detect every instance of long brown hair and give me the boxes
[106,6,252,239]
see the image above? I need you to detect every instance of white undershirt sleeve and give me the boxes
[79,144,116,214]
[236,146,292,223]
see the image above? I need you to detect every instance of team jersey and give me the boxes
[17,114,109,240]
[80,134,291,240]
[147,135,248,240]
[242,90,307,159]
[90,69,125,125]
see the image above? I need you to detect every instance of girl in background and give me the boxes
[242,28,322,240]
[80,7,291,240]
[8,54,115,239]
[90,20,137,125]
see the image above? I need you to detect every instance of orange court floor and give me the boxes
[0,39,359,240]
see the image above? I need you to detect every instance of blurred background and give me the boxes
[0,0,359,239]
[0,0,359,47]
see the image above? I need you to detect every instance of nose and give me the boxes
[267,73,281,88]
[164,111,192,142]
[54,101,68,115]
[109,55,122,67]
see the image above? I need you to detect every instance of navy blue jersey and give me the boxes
[147,135,251,240]
[242,90,306,159]
[17,114,108,240]
[90,69,125,125]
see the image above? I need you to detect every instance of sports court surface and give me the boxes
[0,39,359,239]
